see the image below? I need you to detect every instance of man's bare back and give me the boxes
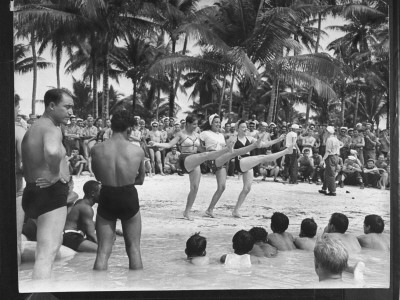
[325,233,362,254]
[250,242,278,257]
[268,232,296,251]
[294,237,316,251]
[91,137,144,186]
[357,233,389,251]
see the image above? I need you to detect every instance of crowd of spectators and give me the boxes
[15,112,390,190]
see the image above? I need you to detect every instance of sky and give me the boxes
[14,2,348,120]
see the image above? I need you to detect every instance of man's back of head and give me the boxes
[329,213,349,234]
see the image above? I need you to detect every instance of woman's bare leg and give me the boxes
[155,151,165,175]
[205,168,227,218]
[183,166,202,221]
[239,146,293,173]
[149,148,155,175]
[232,171,253,218]
[215,141,259,167]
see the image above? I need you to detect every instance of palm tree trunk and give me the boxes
[92,52,98,118]
[56,48,61,89]
[102,44,110,120]
[218,65,228,115]
[273,80,280,122]
[353,86,360,127]
[340,96,345,126]
[267,78,277,123]
[305,13,322,125]
[228,65,236,115]
[169,38,176,117]
[156,87,161,120]
[172,34,188,99]
[132,80,137,114]
[30,31,37,115]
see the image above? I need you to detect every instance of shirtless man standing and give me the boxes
[323,212,362,254]
[91,110,145,270]
[15,95,26,266]
[21,89,73,279]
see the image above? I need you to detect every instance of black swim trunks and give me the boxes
[179,153,192,173]
[63,230,86,251]
[234,137,252,173]
[97,184,140,221]
[22,180,69,219]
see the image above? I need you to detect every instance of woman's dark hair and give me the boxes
[236,119,247,129]
[185,232,207,257]
[232,230,255,255]
[185,114,198,125]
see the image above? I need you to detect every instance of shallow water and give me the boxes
[19,231,389,292]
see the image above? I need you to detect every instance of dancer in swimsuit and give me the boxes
[149,115,235,220]
[201,115,285,218]
[91,110,145,270]
[230,120,293,217]
[21,89,73,279]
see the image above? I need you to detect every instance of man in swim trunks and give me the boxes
[15,95,26,266]
[91,110,145,270]
[63,180,101,252]
[21,88,73,279]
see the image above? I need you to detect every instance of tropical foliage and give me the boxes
[13,0,389,128]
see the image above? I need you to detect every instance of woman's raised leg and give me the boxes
[239,146,293,173]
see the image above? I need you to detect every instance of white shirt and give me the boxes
[200,130,226,151]
[285,131,297,147]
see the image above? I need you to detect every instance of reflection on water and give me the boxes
[19,232,389,292]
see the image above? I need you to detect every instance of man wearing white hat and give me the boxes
[318,126,340,196]
[338,127,351,161]
[339,151,364,189]
[282,124,300,183]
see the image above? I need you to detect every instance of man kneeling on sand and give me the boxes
[323,213,361,254]
[62,180,101,252]
[357,214,390,251]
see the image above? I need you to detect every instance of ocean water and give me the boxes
[18,231,389,292]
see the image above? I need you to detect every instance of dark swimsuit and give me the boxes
[62,199,87,251]
[97,184,140,221]
[178,135,200,173]
[22,180,69,219]
[234,137,252,173]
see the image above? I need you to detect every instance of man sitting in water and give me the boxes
[248,227,277,258]
[357,214,390,251]
[91,110,145,270]
[185,232,209,266]
[267,212,296,251]
[323,213,362,254]
[62,180,101,253]
[220,230,264,266]
[294,218,318,251]
[314,234,364,287]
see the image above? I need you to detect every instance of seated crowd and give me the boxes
[15,112,390,190]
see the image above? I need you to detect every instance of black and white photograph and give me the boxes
[5,0,397,297]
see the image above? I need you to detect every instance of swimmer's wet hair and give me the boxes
[364,214,384,233]
[249,227,268,243]
[271,212,289,234]
[314,234,348,274]
[185,232,207,257]
[232,230,255,255]
[329,213,348,234]
[301,218,317,238]
[44,88,72,107]
[111,110,134,132]
[83,180,101,196]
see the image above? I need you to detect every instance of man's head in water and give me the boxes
[300,218,318,238]
[44,89,74,125]
[83,180,101,204]
[111,110,133,134]
[232,230,255,255]
[364,215,384,234]
[327,213,349,234]
[249,227,268,243]
[271,212,290,234]
[185,232,207,258]
[314,234,348,279]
